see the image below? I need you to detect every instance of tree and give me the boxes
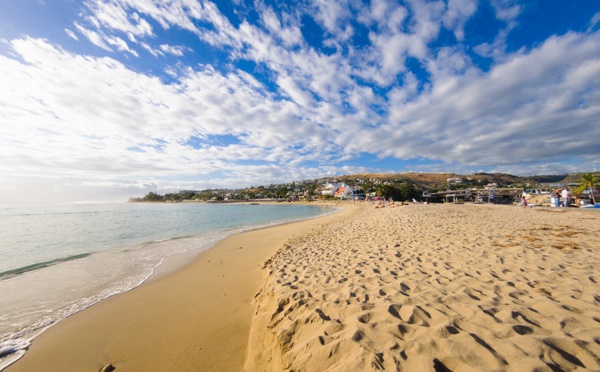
[375,183,386,197]
[276,185,287,199]
[306,185,316,201]
[141,191,163,201]
[362,180,376,194]
[370,182,422,201]
[180,191,196,200]
[575,173,598,204]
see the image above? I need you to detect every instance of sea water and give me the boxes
[0,202,334,370]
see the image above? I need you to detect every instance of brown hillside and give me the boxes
[337,172,535,190]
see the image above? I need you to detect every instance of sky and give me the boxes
[0,0,599,202]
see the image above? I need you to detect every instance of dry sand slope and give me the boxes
[246,204,600,371]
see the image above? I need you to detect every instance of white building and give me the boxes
[320,182,352,196]
[333,186,354,199]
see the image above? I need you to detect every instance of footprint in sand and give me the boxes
[400,305,432,326]
[315,308,331,321]
[318,335,333,345]
[358,312,372,324]
[543,338,587,369]
[324,321,345,336]
[362,303,375,311]
[352,329,365,342]
[511,311,540,327]
[512,325,534,335]
[388,304,401,319]
[99,364,116,372]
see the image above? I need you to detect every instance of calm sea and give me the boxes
[0,202,334,370]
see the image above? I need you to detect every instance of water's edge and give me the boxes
[0,204,340,371]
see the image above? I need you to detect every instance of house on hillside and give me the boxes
[333,186,354,199]
[320,182,353,196]
[320,183,338,196]
[524,188,545,196]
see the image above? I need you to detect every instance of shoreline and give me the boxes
[6,202,354,371]
[146,201,342,283]
[7,202,599,371]
[0,201,339,370]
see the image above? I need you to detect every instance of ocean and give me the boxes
[0,202,334,370]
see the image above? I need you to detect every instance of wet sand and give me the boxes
[7,202,352,372]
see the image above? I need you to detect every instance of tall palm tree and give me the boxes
[575,173,598,204]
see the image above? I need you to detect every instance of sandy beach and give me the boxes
[6,202,351,372]
[8,202,600,371]
[246,203,600,371]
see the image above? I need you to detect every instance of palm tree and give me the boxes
[575,173,598,204]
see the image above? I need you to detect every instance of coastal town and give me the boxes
[131,172,599,207]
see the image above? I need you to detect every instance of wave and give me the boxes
[0,253,92,280]
[0,204,338,370]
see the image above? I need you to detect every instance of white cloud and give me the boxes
[368,32,427,83]
[443,0,477,41]
[75,0,244,59]
[309,0,353,37]
[407,0,446,40]
[0,37,351,201]
[260,7,303,47]
[83,0,153,37]
[158,44,188,56]
[352,0,450,86]
[1,1,598,201]
[65,29,78,41]
[473,0,522,61]
[277,74,314,107]
[474,0,522,62]
[74,23,113,51]
[590,12,600,32]
[491,0,521,23]
[106,34,138,56]
[141,41,162,56]
[381,31,600,167]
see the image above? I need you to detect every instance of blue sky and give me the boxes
[0,0,599,202]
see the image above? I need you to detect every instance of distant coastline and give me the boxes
[129,171,599,208]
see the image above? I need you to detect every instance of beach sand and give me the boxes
[246,203,600,371]
[8,202,600,371]
[6,202,352,372]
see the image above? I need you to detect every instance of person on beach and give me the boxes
[561,188,570,207]
[519,196,527,208]
[553,189,560,207]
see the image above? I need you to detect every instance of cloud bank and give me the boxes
[0,0,598,201]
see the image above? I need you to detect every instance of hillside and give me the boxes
[131,172,597,203]
[335,172,566,190]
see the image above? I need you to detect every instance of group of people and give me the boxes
[519,188,571,208]
[364,196,404,208]
[552,188,570,207]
